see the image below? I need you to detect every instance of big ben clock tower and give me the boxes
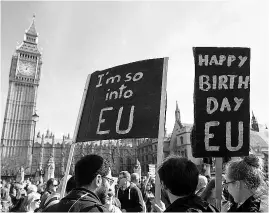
[1,15,42,175]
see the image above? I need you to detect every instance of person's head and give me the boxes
[224,154,265,203]
[158,155,199,197]
[22,192,41,212]
[196,175,208,192]
[9,184,16,196]
[146,182,153,191]
[200,178,216,201]
[75,154,112,193]
[131,173,139,185]
[118,171,131,188]
[46,178,58,193]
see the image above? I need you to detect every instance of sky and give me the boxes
[1,1,269,139]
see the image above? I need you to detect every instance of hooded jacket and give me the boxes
[43,188,108,212]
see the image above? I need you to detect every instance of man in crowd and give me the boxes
[48,154,113,212]
[152,155,217,212]
[117,171,144,212]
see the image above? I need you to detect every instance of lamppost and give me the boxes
[30,112,39,176]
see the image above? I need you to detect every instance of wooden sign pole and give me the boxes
[155,57,168,205]
[60,74,91,199]
[215,157,223,211]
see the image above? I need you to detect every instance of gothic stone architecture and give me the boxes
[1,16,42,175]
[31,131,137,177]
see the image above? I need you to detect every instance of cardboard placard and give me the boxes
[76,58,166,142]
[192,47,250,157]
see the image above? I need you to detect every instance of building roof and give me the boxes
[250,130,268,148]
[26,17,38,37]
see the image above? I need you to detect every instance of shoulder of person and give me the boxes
[82,203,108,212]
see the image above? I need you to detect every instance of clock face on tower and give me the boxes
[18,60,36,76]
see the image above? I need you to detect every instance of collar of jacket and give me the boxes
[165,194,208,212]
[64,187,101,202]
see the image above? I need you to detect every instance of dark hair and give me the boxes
[200,178,215,201]
[158,155,199,196]
[119,171,131,181]
[75,154,110,187]
[226,154,265,190]
[46,178,57,191]
[66,176,76,194]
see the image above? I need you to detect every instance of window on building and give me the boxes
[180,136,184,145]
[145,155,148,161]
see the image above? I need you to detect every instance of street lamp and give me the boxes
[30,112,39,176]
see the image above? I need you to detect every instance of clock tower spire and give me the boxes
[1,16,43,175]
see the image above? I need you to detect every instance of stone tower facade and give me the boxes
[1,16,42,175]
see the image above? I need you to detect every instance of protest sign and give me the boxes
[148,164,156,178]
[192,47,250,158]
[60,58,168,199]
[76,58,167,142]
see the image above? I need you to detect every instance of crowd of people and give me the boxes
[1,154,268,212]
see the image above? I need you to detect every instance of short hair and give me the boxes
[46,178,57,191]
[75,154,110,187]
[226,154,265,190]
[200,178,215,200]
[119,171,131,181]
[158,155,199,196]
[131,173,139,183]
[66,176,76,194]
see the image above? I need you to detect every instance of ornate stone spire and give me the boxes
[26,14,38,37]
[251,111,259,132]
[175,101,183,128]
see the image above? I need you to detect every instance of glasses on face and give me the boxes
[222,180,236,189]
[102,176,114,186]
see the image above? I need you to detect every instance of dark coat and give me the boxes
[165,194,218,212]
[117,184,144,212]
[228,195,261,212]
[43,188,108,212]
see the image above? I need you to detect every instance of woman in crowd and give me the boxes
[222,154,266,212]
[19,192,41,213]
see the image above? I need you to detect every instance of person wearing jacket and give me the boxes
[45,154,113,212]
[222,154,267,212]
[151,155,218,212]
[117,171,144,212]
